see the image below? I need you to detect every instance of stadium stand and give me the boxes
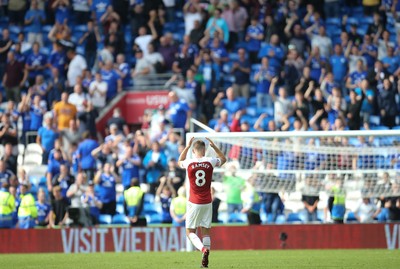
[0,0,399,230]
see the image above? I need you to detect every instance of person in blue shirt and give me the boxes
[306,46,327,82]
[257,34,284,70]
[100,60,122,101]
[78,132,99,181]
[35,188,51,227]
[213,87,245,120]
[205,8,229,45]
[208,36,229,69]
[346,59,367,91]
[246,17,264,64]
[37,113,59,164]
[381,46,399,74]
[254,57,276,109]
[0,160,16,187]
[143,141,167,195]
[24,0,46,47]
[155,177,175,224]
[330,44,348,87]
[91,0,110,30]
[116,145,141,190]
[354,79,375,128]
[231,48,251,101]
[30,95,46,131]
[94,162,117,215]
[49,41,67,77]
[46,149,66,192]
[167,91,191,130]
[360,34,377,69]
[25,42,47,86]
[116,54,130,89]
[53,0,70,24]
[17,93,33,145]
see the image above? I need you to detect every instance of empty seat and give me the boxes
[23,153,43,166]
[228,212,247,223]
[286,212,303,223]
[143,203,162,215]
[112,214,130,225]
[25,143,43,155]
[99,214,112,225]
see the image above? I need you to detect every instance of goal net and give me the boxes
[186,130,400,198]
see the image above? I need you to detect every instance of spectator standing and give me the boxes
[81,181,103,226]
[143,141,168,195]
[170,186,186,227]
[347,90,365,130]
[116,145,141,190]
[35,188,51,227]
[0,114,18,146]
[90,0,110,32]
[231,48,251,101]
[223,164,245,214]
[378,78,398,128]
[269,77,293,128]
[47,67,65,108]
[254,57,275,109]
[307,25,332,59]
[115,54,130,89]
[18,183,38,229]
[124,178,145,226]
[77,132,99,181]
[258,34,284,70]
[0,160,16,186]
[158,34,178,71]
[54,92,78,131]
[66,47,87,91]
[8,0,28,26]
[37,113,59,164]
[68,84,90,113]
[2,144,17,175]
[72,0,91,24]
[24,0,46,47]
[301,178,320,222]
[205,8,229,45]
[183,0,202,36]
[131,48,155,88]
[241,175,262,225]
[330,44,348,88]
[94,162,117,215]
[167,91,191,130]
[48,186,69,228]
[89,72,108,111]
[156,176,175,224]
[134,26,158,56]
[79,20,100,71]
[246,17,264,64]
[0,183,15,228]
[213,87,245,119]
[0,29,12,81]
[51,163,74,198]
[2,51,27,103]
[77,101,98,138]
[222,0,248,47]
[25,42,47,86]
[354,79,375,128]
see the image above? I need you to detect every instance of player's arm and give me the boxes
[177,137,195,168]
[206,138,227,166]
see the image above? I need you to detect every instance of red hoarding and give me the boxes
[0,224,399,253]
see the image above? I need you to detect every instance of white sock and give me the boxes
[203,236,211,250]
[188,233,204,251]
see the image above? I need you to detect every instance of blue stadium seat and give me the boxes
[208,118,218,129]
[345,212,357,223]
[326,17,341,26]
[143,203,162,215]
[117,195,124,204]
[143,193,155,204]
[147,213,162,224]
[112,214,130,225]
[99,214,112,225]
[275,214,286,224]
[286,212,303,223]
[371,125,389,131]
[228,212,247,223]
[116,204,125,215]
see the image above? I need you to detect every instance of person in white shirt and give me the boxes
[131,49,155,87]
[307,25,332,59]
[68,84,90,112]
[269,77,293,128]
[183,0,202,35]
[89,72,108,110]
[144,43,165,72]
[134,26,158,55]
[67,48,87,88]
[354,196,379,223]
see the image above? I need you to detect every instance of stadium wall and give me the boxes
[1,224,400,253]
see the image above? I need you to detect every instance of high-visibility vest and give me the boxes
[332,186,345,205]
[124,186,144,207]
[0,190,15,215]
[171,196,187,215]
[18,193,38,218]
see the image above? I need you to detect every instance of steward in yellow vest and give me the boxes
[0,183,15,228]
[170,187,187,227]
[124,178,145,226]
[18,184,38,229]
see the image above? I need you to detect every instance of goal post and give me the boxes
[185,130,400,198]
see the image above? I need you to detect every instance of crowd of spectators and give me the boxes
[0,0,400,229]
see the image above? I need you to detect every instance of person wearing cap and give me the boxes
[0,183,16,228]
[18,183,38,229]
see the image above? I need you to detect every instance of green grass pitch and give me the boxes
[2,250,399,269]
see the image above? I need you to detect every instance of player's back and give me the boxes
[184,157,218,204]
